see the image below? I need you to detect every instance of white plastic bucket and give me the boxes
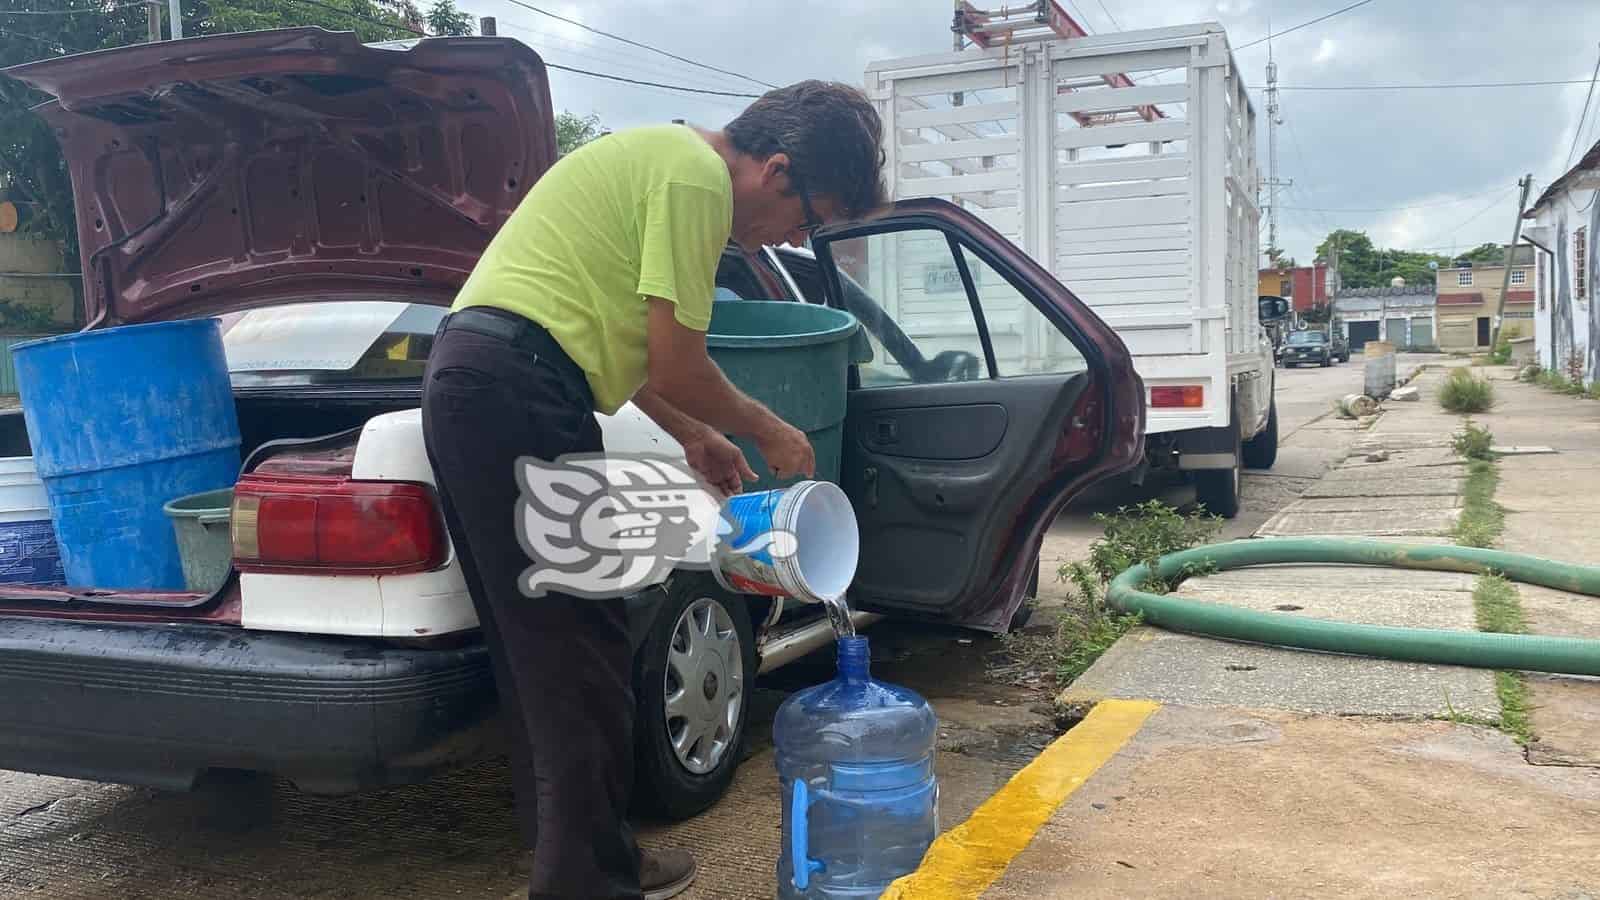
[0,456,64,585]
[0,456,49,523]
[713,480,859,602]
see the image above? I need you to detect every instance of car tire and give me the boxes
[1194,408,1242,519]
[1241,397,1278,470]
[633,574,757,821]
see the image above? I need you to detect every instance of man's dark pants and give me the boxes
[421,307,642,899]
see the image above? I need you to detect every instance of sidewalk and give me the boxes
[946,365,1600,898]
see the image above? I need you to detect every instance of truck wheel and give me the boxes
[1194,411,1242,518]
[633,574,757,821]
[1242,398,1278,470]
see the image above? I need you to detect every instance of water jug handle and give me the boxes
[789,779,826,891]
[197,512,231,527]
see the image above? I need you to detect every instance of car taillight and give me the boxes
[1150,385,1204,408]
[231,474,448,575]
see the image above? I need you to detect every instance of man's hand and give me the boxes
[755,420,816,482]
[682,427,758,497]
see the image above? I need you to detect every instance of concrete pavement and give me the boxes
[966,362,1600,898]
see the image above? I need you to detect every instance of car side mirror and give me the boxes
[1258,296,1290,323]
[847,322,874,365]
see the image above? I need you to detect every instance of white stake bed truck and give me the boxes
[863,21,1281,515]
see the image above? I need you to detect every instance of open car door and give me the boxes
[809,199,1145,631]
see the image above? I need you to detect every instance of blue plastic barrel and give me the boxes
[12,319,242,589]
[774,636,939,898]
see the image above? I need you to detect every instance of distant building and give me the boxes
[0,233,78,327]
[1522,138,1599,384]
[1433,245,1536,351]
[1256,262,1331,314]
[1332,282,1437,352]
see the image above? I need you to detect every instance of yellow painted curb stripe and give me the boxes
[882,699,1160,900]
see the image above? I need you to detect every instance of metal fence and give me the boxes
[0,335,50,396]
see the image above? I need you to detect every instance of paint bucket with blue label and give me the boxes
[713,480,858,603]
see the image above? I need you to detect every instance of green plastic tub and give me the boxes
[707,301,859,493]
[163,487,234,593]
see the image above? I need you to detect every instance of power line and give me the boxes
[1565,44,1600,170]
[499,20,757,96]
[497,0,776,89]
[540,61,758,98]
[1281,186,1512,213]
[1411,187,1516,251]
[1268,77,1599,92]
[1235,0,1379,52]
[1,2,148,14]
[1093,0,1123,31]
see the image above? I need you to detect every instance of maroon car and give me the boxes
[0,28,1144,817]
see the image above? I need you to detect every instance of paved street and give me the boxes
[0,355,1457,899]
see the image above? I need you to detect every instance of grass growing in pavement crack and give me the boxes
[1472,573,1533,744]
[1453,459,1504,548]
[1014,501,1221,692]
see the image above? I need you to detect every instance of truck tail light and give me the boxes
[231,474,448,576]
[1150,385,1204,408]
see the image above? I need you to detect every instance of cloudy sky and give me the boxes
[466,0,1600,264]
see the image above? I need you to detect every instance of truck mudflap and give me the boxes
[0,615,497,794]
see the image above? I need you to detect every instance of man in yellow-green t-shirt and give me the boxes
[420,81,886,900]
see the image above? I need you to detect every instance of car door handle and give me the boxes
[874,419,898,444]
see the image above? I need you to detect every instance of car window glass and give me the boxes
[773,250,826,302]
[223,301,441,386]
[957,245,1087,377]
[714,249,768,300]
[828,230,989,387]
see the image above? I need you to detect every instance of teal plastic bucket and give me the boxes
[162,487,235,594]
[706,302,858,492]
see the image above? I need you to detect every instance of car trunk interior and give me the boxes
[0,392,415,465]
[0,390,416,602]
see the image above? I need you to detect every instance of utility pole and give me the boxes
[145,0,161,41]
[1489,173,1534,348]
[168,0,181,38]
[1261,26,1291,264]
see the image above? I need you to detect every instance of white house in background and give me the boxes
[1332,281,1437,352]
[1523,138,1600,384]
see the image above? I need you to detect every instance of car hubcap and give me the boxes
[663,596,744,775]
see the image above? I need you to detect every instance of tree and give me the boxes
[1,0,423,273]
[1314,228,1453,290]
[1457,242,1504,265]
[424,0,473,36]
[556,111,604,156]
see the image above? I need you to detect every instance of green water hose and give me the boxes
[1106,538,1600,677]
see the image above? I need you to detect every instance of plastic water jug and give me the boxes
[774,636,938,898]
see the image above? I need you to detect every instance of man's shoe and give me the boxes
[641,847,697,900]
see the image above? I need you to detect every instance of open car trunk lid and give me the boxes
[5,28,556,326]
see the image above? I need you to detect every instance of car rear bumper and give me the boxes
[0,615,497,794]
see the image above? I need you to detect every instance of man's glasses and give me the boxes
[790,169,825,236]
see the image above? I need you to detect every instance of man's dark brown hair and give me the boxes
[724,80,888,221]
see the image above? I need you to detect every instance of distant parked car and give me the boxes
[1279,330,1333,367]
